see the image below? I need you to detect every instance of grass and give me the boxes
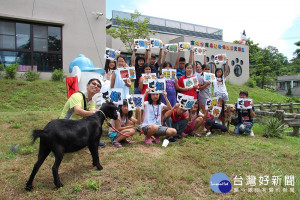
[0,79,299,199]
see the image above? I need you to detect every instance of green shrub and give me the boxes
[85,179,101,191]
[51,69,66,81]
[23,70,40,81]
[245,78,256,88]
[73,184,82,192]
[286,86,293,96]
[263,118,285,138]
[19,146,34,155]
[4,63,18,79]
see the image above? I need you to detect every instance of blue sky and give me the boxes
[107,0,300,61]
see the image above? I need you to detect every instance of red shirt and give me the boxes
[139,76,148,101]
[171,109,187,123]
[178,75,197,99]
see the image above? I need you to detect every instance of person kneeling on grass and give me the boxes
[141,89,177,144]
[204,105,228,136]
[234,90,255,136]
[163,103,192,142]
[182,101,204,137]
[109,100,141,148]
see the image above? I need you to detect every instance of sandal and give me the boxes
[150,136,160,144]
[144,138,153,144]
[112,141,122,148]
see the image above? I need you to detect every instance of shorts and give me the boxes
[214,92,229,102]
[109,132,118,141]
[199,97,209,106]
[142,125,168,137]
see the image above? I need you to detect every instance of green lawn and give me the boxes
[0,79,299,199]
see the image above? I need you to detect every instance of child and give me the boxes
[203,102,228,137]
[159,49,179,107]
[131,45,146,94]
[177,63,199,100]
[214,98,226,125]
[198,64,213,113]
[163,103,192,142]
[104,59,116,81]
[109,100,141,148]
[138,63,152,101]
[234,90,255,136]
[141,89,177,144]
[213,60,229,102]
[110,56,131,99]
[182,101,204,137]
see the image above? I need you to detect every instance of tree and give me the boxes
[106,10,156,53]
[293,41,300,59]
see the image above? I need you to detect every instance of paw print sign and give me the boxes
[148,79,166,93]
[237,98,253,109]
[211,106,222,118]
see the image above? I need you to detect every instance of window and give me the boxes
[0,19,62,72]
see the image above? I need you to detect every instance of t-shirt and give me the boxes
[108,112,128,133]
[112,69,130,99]
[142,101,165,127]
[235,103,255,123]
[178,75,197,99]
[213,75,228,94]
[184,110,202,123]
[198,73,212,99]
[59,91,96,120]
[176,68,185,79]
[161,79,177,107]
[171,109,187,123]
[151,62,160,76]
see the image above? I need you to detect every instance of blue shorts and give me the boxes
[109,132,118,141]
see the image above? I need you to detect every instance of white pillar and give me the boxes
[291,80,294,89]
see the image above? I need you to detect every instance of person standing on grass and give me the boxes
[59,78,105,147]
[109,100,141,148]
[234,90,255,136]
[141,88,177,144]
[163,103,192,142]
[110,55,131,99]
[131,44,146,94]
[213,60,229,102]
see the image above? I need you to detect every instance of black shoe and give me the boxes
[167,137,177,143]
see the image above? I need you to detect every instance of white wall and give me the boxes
[0,0,106,79]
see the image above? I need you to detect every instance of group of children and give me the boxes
[103,45,255,148]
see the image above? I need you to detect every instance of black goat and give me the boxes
[25,102,118,191]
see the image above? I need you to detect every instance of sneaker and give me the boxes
[167,137,177,143]
[181,132,188,137]
[250,130,255,137]
[206,132,212,137]
[99,141,106,147]
[144,138,153,144]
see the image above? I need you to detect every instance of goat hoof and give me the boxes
[55,182,64,188]
[25,184,33,191]
[96,165,103,170]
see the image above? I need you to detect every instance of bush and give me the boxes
[23,70,40,81]
[263,118,285,138]
[286,86,293,96]
[4,63,18,79]
[245,78,256,88]
[51,69,66,81]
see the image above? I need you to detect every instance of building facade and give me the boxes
[276,74,300,96]
[107,10,249,85]
[0,0,106,79]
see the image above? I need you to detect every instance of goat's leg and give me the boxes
[88,142,103,170]
[52,145,64,188]
[25,143,51,191]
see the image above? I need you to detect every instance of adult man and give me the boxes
[59,78,106,146]
[234,90,256,136]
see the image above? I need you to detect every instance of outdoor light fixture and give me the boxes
[92,12,103,19]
